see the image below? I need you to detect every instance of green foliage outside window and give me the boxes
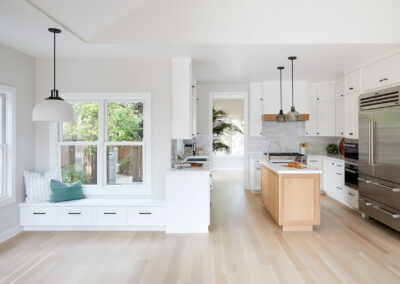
[107,102,143,141]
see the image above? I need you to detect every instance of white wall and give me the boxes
[0,43,35,235]
[35,58,171,199]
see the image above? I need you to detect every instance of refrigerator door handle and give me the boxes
[368,120,371,165]
[371,120,375,166]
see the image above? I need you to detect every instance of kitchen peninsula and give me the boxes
[260,161,321,231]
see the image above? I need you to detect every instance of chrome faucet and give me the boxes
[266,140,282,162]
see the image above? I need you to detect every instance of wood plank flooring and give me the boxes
[1,171,399,284]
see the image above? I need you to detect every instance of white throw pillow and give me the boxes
[24,168,62,203]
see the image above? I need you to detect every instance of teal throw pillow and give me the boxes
[50,180,85,203]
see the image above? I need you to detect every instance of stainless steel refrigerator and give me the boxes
[358,85,400,232]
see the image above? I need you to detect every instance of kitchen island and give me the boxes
[260,161,321,231]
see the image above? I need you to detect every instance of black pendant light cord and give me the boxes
[279,68,283,110]
[291,58,294,107]
[47,28,62,100]
[53,31,56,91]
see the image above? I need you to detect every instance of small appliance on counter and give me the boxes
[299,143,308,155]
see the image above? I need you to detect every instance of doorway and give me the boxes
[209,92,248,185]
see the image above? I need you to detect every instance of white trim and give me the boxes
[0,225,23,243]
[0,84,16,207]
[49,92,152,196]
[208,91,248,187]
[22,226,164,231]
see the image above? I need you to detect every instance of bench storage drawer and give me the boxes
[21,207,58,226]
[59,207,93,226]
[129,207,164,226]
[95,207,128,226]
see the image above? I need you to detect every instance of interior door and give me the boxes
[358,110,373,177]
[372,107,400,184]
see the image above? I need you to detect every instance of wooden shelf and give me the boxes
[262,114,310,121]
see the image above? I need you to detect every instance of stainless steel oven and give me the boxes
[345,162,358,189]
[344,139,358,164]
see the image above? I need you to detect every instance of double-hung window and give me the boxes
[0,85,16,207]
[55,93,151,195]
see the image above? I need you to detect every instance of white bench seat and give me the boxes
[20,199,165,231]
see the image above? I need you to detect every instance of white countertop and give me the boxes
[165,163,212,174]
[260,160,322,174]
[307,154,345,162]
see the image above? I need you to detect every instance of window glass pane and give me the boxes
[0,95,5,144]
[106,145,143,184]
[107,102,143,142]
[62,102,98,141]
[61,145,97,184]
[0,147,3,195]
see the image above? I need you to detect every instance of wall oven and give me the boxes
[344,139,358,164]
[345,162,358,189]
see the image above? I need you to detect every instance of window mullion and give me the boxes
[98,99,105,189]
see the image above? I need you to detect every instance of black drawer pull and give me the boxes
[349,133,353,135]
[33,212,46,215]
[336,173,343,176]
[349,87,354,90]
[336,187,343,190]
[379,78,388,82]
[348,192,355,196]
[139,212,152,215]
[68,212,81,215]
[103,212,116,215]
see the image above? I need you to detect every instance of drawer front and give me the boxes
[129,207,164,226]
[95,207,128,226]
[345,186,359,209]
[21,207,58,226]
[369,200,400,232]
[59,207,93,226]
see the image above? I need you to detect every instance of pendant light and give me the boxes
[286,56,300,122]
[32,28,74,122]
[275,66,287,122]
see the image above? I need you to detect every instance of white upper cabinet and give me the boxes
[344,69,361,94]
[344,92,359,139]
[261,82,279,114]
[315,83,335,101]
[335,81,345,100]
[335,98,345,137]
[249,83,263,137]
[316,100,335,136]
[364,53,400,91]
[171,58,194,139]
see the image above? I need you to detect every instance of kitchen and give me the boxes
[169,50,400,234]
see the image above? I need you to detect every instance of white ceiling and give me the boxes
[0,0,399,83]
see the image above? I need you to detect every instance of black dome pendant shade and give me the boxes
[275,66,287,122]
[286,56,301,122]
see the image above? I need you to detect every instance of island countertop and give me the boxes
[260,160,322,174]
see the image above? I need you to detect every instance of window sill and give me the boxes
[0,196,16,208]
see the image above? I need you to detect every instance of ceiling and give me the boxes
[0,0,399,83]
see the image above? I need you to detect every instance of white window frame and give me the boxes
[49,92,151,196]
[0,84,16,207]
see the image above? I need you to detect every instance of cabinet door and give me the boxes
[323,159,334,195]
[335,98,345,136]
[335,81,345,100]
[249,83,263,136]
[316,100,335,136]
[305,101,317,136]
[262,82,280,114]
[365,53,400,91]
[316,84,335,102]
[344,94,354,138]
[344,70,361,94]
[351,93,359,139]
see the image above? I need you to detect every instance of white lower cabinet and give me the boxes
[321,157,358,209]
[307,156,323,190]
[20,200,165,230]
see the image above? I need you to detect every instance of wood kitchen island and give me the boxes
[260,161,321,231]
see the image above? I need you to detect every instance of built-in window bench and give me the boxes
[20,199,165,231]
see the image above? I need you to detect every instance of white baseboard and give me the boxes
[0,225,23,243]
[23,226,165,232]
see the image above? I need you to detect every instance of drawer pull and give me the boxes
[349,87,354,90]
[373,206,400,219]
[336,186,343,190]
[33,212,46,215]
[348,192,355,196]
[68,212,82,215]
[358,177,372,184]
[359,199,373,206]
[103,212,117,215]
[336,173,343,176]
[372,182,400,192]
[139,212,152,215]
[378,78,388,82]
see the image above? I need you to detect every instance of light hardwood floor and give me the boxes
[1,171,399,284]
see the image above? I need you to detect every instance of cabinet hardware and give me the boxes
[33,212,46,215]
[260,98,263,100]
[358,177,372,184]
[349,133,353,135]
[345,168,357,174]
[336,186,343,190]
[336,173,342,176]
[139,212,152,215]
[348,192,355,196]
[68,212,81,215]
[372,182,400,192]
[378,78,388,82]
[317,98,319,100]
[359,199,373,206]
[341,94,344,97]
[349,87,354,90]
[317,132,320,135]
[341,132,343,135]
[103,212,117,215]
[260,132,262,135]
[373,206,400,218]
[305,132,309,135]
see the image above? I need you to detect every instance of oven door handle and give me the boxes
[345,168,357,174]
[344,143,356,147]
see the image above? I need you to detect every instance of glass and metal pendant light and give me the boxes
[32,28,74,122]
[286,56,301,122]
[275,66,287,122]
